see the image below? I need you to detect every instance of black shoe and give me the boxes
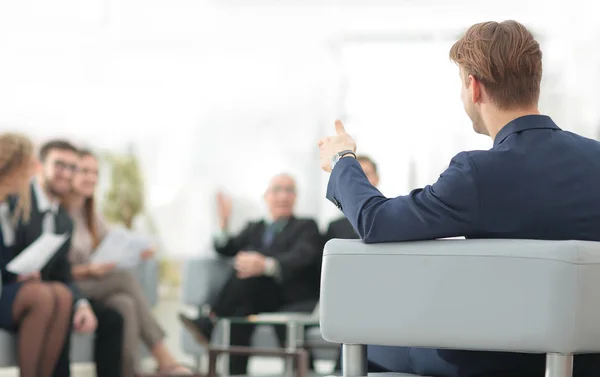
[179,313,215,346]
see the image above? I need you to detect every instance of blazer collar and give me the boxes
[263,215,293,228]
[493,115,560,147]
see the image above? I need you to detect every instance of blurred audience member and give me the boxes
[180,174,322,375]
[14,140,124,377]
[0,133,73,377]
[65,149,190,376]
[324,155,379,242]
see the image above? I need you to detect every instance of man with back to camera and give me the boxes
[317,20,600,377]
[12,140,124,377]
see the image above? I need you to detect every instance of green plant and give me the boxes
[102,151,144,229]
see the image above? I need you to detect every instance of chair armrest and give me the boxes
[182,257,233,306]
[129,258,159,307]
[320,239,600,354]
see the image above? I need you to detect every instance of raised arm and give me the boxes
[326,152,480,243]
[213,223,254,257]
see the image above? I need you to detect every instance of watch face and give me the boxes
[330,154,340,170]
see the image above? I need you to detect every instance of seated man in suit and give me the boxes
[180,173,323,375]
[324,154,379,242]
[13,139,124,377]
[317,21,600,377]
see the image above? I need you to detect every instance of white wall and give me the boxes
[0,0,598,257]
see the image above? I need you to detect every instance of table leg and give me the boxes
[221,319,231,376]
[296,349,309,377]
[285,321,298,377]
[208,350,218,377]
[195,355,202,373]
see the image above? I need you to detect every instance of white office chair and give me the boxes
[320,239,600,377]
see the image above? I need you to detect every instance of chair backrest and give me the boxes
[311,301,319,318]
[181,257,233,306]
[320,238,600,354]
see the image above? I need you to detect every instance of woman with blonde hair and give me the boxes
[0,132,74,377]
[66,148,189,376]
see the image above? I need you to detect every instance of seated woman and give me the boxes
[65,148,189,376]
[0,132,73,377]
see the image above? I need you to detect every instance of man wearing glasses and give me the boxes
[13,140,124,377]
[180,174,323,375]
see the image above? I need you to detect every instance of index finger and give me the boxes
[335,119,347,136]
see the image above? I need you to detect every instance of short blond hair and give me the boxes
[450,20,543,109]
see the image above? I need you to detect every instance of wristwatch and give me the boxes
[330,150,357,171]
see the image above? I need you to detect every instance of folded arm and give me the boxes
[326,153,480,243]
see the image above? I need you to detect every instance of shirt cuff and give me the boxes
[263,257,282,282]
[213,229,229,248]
[76,299,90,309]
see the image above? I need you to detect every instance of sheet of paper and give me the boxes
[6,233,69,275]
[91,228,131,264]
[117,253,142,269]
[91,229,153,268]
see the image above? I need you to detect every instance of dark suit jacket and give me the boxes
[324,217,359,242]
[12,183,84,302]
[328,115,600,243]
[215,216,323,303]
[326,114,600,372]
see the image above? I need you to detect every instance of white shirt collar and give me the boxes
[32,179,59,214]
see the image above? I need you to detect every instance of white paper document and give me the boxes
[6,233,69,275]
[91,229,152,268]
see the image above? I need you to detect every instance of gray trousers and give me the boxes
[77,269,165,377]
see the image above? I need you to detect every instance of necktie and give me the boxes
[262,221,279,248]
[42,209,56,234]
[0,202,15,247]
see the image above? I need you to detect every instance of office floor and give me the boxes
[0,288,334,377]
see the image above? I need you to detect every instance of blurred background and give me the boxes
[1,0,599,374]
[2,0,599,260]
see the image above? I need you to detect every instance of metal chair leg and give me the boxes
[546,353,573,377]
[342,344,367,376]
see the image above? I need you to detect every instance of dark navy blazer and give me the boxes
[327,115,600,244]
